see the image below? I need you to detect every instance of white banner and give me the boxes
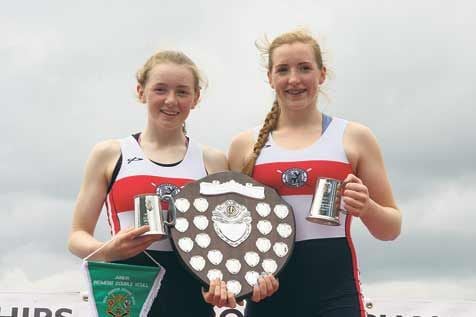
[0,291,89,317]
[364,298,476,317]
[1,291,476,317]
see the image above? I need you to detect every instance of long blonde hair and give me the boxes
[242,30,326,175]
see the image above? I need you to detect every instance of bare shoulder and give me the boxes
[344,121,384,174]
[229,129,256,151]
[345,121,377,143]
[344,121,380,150]
[202,145,228,174]
[85,139,122,179]
[89,139,121,164]
[228,129,256,171]
[343,121,381,171]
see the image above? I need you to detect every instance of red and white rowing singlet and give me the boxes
[252,117,353,241]
[105,135,207,251]
[247,117,366,316]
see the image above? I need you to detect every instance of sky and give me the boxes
[1,0,475,303]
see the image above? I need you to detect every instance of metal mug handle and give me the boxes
[162,194,176,226]
[338,180,349,215]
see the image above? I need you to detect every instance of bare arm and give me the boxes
[203,145,229,174]
[68,140,159,261]
[344,122,402,241]
[228,130,255,172]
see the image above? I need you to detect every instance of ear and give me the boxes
[191,89,201,110]
[136,84,146,103]
[267,71,275,89]
[318,66,327,85]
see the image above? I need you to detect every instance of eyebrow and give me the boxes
[274,61,313,67]
[153,83,192,89]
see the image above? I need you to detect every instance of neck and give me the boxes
[278,105,322,130]
[141,123,187,147]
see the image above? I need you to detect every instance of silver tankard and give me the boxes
[134,194,176,236]
[306,177,345,226]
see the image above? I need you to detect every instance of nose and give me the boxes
[165,91,177,105]
[288,69,300,84]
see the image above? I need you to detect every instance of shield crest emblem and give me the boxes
[212,200,251,247]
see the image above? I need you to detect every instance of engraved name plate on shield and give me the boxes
[169,171,296,300]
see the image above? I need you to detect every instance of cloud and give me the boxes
[403,177,476,236]
[353,176,476,285]
[0,266,86,292]
[0,191,109,285]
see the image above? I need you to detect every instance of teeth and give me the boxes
[160,110,179,115]
[286,89,305,95]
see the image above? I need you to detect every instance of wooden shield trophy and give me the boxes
[169,171,295,300]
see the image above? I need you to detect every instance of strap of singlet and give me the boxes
[322,112,333,133]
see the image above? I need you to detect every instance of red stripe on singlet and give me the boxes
[345,214,366,316]
[253,160,352,196]
[107,175,194,232]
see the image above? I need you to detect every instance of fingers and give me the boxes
[105,226,162,261]
[202,280,239,308]
[251,275,279,302]
[206,279,219,302]
[215,281,227,307]
[344,173,362,184]
[129,225,151,238]
[213,280,221,303]
[251,276,267,302]
[206,280,233,308]
[227,292,237,308]
[262,276,272,294]
[342,174,369,218]
[269,275,279,293]
[251,283,261,302]
[257,276,268,302]
[343,188,368,203]
[206,276,278,306]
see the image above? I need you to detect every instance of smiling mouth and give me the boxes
[160,109,180,116]
[285,88,306,96]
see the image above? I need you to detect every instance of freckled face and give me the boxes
[138,63,199,130]
[268,42,325,112]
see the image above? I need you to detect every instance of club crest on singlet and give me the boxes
[152,182,181,198]
[280,168,309,188]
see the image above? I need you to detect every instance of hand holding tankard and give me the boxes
[134,193,177,236]
[340,174,371,219]
[307,174,371,225]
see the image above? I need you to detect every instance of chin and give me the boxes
[285,103,311,111]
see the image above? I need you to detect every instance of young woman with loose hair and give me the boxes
[68,50,237,316]
[229,29,401,316]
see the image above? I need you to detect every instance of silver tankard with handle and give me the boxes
[134,193,177,236]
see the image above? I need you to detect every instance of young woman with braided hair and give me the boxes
[228,30,401,316]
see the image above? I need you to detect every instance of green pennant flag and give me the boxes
[83,261,165,317]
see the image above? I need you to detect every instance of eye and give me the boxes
[299,64,313,72]
[154,87,167,94]
[177,90,190,97]
[275,66,288,74]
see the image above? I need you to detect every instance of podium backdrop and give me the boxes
[1,291,476,317]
